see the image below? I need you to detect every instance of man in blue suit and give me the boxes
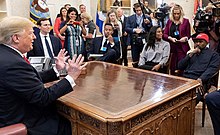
[27,18,62,58]
[0,16,87,135]
[117,7,129,66]
[126,3,152,67]
[88,23,121,63]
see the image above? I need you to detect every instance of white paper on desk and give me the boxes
[88,54,103,60]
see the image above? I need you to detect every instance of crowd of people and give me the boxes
[0,0,220,135]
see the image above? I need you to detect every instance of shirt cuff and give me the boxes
[65,75,76,87]
[110,43,115,47]
[53,67,60,77]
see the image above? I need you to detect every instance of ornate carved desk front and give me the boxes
[56,61,200,135]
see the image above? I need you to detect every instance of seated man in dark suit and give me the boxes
[88,23,121,63]
[0,16,87,135]
[178,33,220,103]
[27,18,62,58]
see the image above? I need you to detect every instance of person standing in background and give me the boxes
[54,7,67,48]
[126,3,152,67]
[163,4,190,75]
[81,12,96,61]
[0,16,87,135]
[78,4,86,21]
[56,3,71,18]
[143,0,152,16]
[117,7,128,66]
[60,7,87,59]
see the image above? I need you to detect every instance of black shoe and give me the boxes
[132,62,138,68]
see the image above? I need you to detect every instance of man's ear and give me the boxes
[11,34,19,43]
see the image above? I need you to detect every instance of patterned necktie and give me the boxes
[23,55,30,64]
[44,36,53,58]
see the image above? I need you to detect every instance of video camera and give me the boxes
[193,9,214,33]
[155,3,170,20]
[193,0,220,33]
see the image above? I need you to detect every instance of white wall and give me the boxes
[6,0,195,25]
[6,0,93,25]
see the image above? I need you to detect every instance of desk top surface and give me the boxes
[57,61,199,120]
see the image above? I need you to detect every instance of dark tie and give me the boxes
[23,55,30,64]
[119,18,122,24]
[44,36,53,58]
[103,39,108,47]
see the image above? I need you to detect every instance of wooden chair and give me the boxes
[0,123,27,135]
[164,53,173,74]
[201,72,219,127]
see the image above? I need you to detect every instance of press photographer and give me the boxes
[193,1,220,52]
[155,3,171,28]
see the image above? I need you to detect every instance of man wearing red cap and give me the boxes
[178,33,220,103]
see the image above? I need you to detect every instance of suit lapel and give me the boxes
[97,37,103,53]
[37,35,44,54]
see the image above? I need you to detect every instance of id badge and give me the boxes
[101,47,107,52]
[75,39,79,46]
[174,31,179,36]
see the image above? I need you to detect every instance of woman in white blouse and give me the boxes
[138,26,170,73]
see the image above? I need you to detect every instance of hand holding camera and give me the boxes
[67,19,81,26]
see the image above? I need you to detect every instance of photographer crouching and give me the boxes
[126,3,152,67]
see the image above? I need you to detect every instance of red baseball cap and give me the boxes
[193,33,209,43]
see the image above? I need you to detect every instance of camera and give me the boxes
[155,3,170,20]
[193,0,220,33]
[193,9,214,33]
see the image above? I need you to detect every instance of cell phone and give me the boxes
[73,21,80,25]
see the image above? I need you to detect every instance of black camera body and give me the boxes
[193,9,214,33]
[155,3,170,20]
[213,8,220,17]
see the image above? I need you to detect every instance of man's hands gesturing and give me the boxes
[66,54,87,80]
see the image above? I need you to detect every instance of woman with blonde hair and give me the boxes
[163,4,191,75]
[81,12,96,60]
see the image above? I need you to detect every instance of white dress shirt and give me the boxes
[39,32,54,57]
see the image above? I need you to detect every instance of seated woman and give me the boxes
[138,26,170,73]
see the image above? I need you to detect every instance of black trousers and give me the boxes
[120,36,128,66]
[206,91,220,135]
[138,61,167,74]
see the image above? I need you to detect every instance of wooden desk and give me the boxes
[56,61,200,135]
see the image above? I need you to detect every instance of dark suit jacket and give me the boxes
[89,36,121,62]
[27,34,62,58]
[125,14,152,44]
[0,45,72,134]
[121,15,129,45]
